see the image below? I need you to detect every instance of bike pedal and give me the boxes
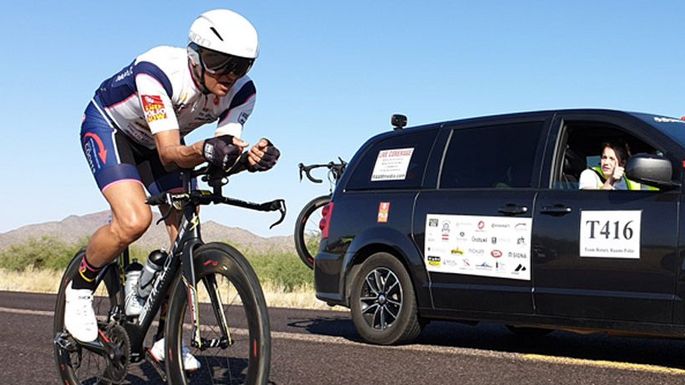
[54,332,77,351]
[144,348,167,383]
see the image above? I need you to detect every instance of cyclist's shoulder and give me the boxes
[223,76,256,102]
[133,46,188,77]
[211,76,257,114]
[135,46,186,64]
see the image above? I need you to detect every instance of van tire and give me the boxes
[350,252,422,345]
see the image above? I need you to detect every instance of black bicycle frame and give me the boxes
[107,172,208,361]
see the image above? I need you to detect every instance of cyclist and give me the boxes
[65,8,280,367]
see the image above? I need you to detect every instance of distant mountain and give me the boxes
[0,211,295,254]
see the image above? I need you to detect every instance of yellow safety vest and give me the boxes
[591,166,658,191]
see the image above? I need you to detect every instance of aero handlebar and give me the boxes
[146,165,287,229]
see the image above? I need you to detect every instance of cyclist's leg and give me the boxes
[80,106,153,267]
[137,144,200,366]
[159,203,183,246]
[67,102,151,341]
[86,181,152,266]
[137,142,195,247]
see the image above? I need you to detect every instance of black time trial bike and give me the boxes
[294,159,346,269]
[53,165,285,385]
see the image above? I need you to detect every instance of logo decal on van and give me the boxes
[425,214,532,281]
[377,202,390,223]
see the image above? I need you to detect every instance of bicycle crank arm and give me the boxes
[54,332,110,357]
[144,349,167,382]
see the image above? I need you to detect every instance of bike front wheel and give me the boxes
[165,242,271,385]
[294,194,331,269]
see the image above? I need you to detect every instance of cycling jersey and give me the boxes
[94,45,256,149]
[80,45,256,193]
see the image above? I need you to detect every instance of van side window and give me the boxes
[346,129,437,190]
[440,122,544,189]
[553,121,662,191]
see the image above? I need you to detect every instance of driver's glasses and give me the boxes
[196,45,254,78]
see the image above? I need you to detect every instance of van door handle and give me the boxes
[540,205,572,215]
[498,204,528,215]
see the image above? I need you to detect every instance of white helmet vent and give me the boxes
[209,27,224,42]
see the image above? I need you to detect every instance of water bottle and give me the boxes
[136,249,168,299]
[124,262,144,316]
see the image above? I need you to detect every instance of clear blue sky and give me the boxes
[1,1,683,237]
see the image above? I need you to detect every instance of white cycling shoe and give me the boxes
[150,338,201,371]
[64,282,99,342]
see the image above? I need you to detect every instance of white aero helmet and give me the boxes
[188,9,259,79]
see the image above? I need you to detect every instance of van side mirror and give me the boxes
[625,153,680,190]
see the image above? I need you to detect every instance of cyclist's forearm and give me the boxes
[158,142,205,169]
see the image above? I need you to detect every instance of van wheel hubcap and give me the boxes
[359,267,403,331]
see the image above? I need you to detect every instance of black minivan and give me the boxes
[314,109,685,345]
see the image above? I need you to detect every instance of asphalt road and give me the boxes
[1,290,685,384]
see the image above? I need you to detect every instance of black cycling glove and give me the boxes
[248,139,281,172]
[203,135,242,169]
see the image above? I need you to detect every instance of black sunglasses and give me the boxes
[190,43,254,77]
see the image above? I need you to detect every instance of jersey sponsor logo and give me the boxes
[114,65,133,83]
[83,132,108,164]
[83,140,97,173]
[141,95,167,123]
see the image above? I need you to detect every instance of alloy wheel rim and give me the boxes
[359,267,403,331]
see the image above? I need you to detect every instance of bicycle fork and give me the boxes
[182,242,232,350]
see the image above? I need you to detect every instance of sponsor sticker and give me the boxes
[654,116,685,124]
[427,256,441,266]
[424,214,531,280]
[579,210,641,259]
[371,148,414,181]
[450,247,464,255]
[377,202,390,223]
[142,95,167,123]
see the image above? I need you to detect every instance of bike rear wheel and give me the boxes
[53,250,125,384]
[165,242,271,385]
[294,195,330,269]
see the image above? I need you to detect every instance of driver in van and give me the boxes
[578,141,649,190]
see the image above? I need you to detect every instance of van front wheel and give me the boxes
[350,252,422,345]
